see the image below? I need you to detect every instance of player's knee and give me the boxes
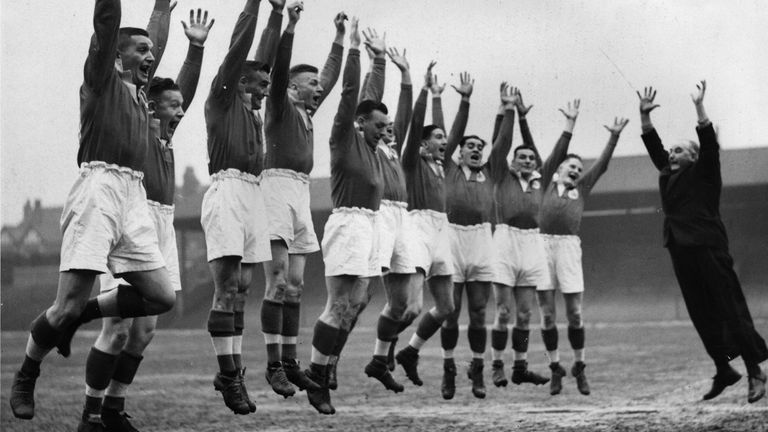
[105,324,130,351]
[127,328,155,352]
[388,302,408,321]
[495,304,511,324]
[284,280,303,303]
[469,308,486,327]
[153,290,176,313]
[516,309,532,326]
[566,310,582,328]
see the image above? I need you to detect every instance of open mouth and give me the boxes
[312,94,321,105]
[568,172,579,181]
[470,153,481,162]
[139,64,151,76]
[169,120,180,131]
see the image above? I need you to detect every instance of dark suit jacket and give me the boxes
[641,123,729,249]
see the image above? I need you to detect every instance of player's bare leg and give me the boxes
[396,274,455,387]
[388,272,425,370]
[232,262,260,410]
[261,240,295,398]
[510,286,549,385]
[465,281,491,399]
[490,283,512,387]
[538,290,565,395]
[564,292,589,395]
[366,272,409,392]
[439,283,464,399]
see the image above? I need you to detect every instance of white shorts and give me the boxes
[59,162,164,274]
[322,207,381,278]
[201,169,271,264]
[410,209,453,278]
[377,200,417,274]
[492,224,549,288]
[541,234,584,294]
[100,201,182,292]
[450,222,495,283]
[261,168,320,254]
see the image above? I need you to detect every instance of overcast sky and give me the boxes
[2,0,767,226]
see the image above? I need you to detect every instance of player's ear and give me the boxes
[147,99,157,113]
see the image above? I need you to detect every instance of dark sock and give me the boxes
[233,311,244,370]
[84,395,103,418]
[281,301,300,361]
[377,315,401,342]
[745,361,761,377]
[511,327,530,353]
[468,326,487,354]
[261,300,283,364]
[84,348,119,416]
[415,313,443,342]
[102,351,143,412]
[332,329,350,357]
[398,319,413,334]
[30,312,60,350]
[542,326,559,351]
[440,327,459,351]
[491,329,508,352]
[102,396,125,413]
[20,355,41,377]
[207,310,235,374]
[312,321,339,357]
[567,326,585,350]
[79,299,103,323]
[116,285,147,318]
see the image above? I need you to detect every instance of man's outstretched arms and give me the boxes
[579,117,629,192]
[637,86,668,171]
[177,8,214,112]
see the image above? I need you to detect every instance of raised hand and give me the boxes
[558,99,581,121]
[424,60,437,89]
[430,74,446,96]
[637,86,660,114]
[500,84,520,108]
[269,0,286,10]
[451,71,474,99]
[604,117,630,135]
[349,17,361,49]
[387,47,409,71]
[334,11,348,34]
[286,0,303,26]
[515,89,533,117]
[362,27,386,57]
[181,9,215,47]
[691,80,706,105]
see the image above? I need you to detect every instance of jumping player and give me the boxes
[302,20,387,415]
[537,116,630,396]
[202,0,270,415]
[75,9,213,431]
[638,82,767,403]
[260,2,344,397]
[488,90,579,388]
[10,0,177,422]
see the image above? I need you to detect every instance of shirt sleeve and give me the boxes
[176,43,204,112]
[402,88,428,170]
[84,0,121,93]
[329,48,361,161]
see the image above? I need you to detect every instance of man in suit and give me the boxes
[638,81,767,403]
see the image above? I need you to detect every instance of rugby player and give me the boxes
[301,20,387,415]
[260,2,345,397]
[74,8,213,431]
[537,116,629,396]
[639,82,767,403]
[488,90,579,388]
[10,0,177,422]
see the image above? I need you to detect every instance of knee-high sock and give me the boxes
[491,328,508,361]
[261,300,283,365]
[310,320,339,366]
[84,348,119,416]
[281,301,300,361]
[440,327,459,358]
[233,311,244,369]
[409,312,442,350]
[374,315,401,357]
[103,351,143,412]
[568,326,585,362]
[542,327,560,363]
[208,310,235,375]
[468,326,487,358]
[511,327,529,361]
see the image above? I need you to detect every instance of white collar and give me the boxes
[461,164,486,182]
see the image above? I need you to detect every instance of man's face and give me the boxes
[459,137,485,169]
[512,148,537,177]
[381,120,395,145]
[243,69,271,110]
[119,35,155,86]
[668,142,696,171]
[556,157,584,188]
[358,110,389,146]
[421,128,448,160]
[290,71,323,111]
[152,90,184,139]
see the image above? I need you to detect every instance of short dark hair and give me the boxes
[242,60,270,76]
[355,99,388,117]
[148,77,180,102]
[564,153,583,162]
[513,145,537,158]
[289,64,318,79]
[117,27,150,52]
[421,124,442,141]
[459,135,486,148]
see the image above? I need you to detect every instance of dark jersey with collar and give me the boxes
[445,163,493,225]
[378,144,408,203]
[142,137,175,205]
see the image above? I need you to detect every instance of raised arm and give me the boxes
[314,12,347,112]
[541,99,579,182]
[443,71,473,166]
[146,0,173,81]
[209,0,261,103]
[176,9,214,111]
[253,0,285,69]
[637,86,668,171]
[579,117,629,191]
[514,90,542,167]
[402,67,430,169]
[388,47,412,155]
[84,0,122,92]
[267,1,300,117]
[488,83,517,179]
[691,80,720,181]
[430,67,446,131]
[358,29,386,103]
[329,17,361,155]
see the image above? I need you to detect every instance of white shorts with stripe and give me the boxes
[261,168,320,255]
[377,200,417,274]
[59,162,164,274]
[541,234,584,294]
[410,209,453,278]
[449,222,495,283]
[322,207,381,278]
[492,224,549,288]
[201,169,271,264]
[100,201,181,292]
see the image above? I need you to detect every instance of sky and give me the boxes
[2,0,767,226]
